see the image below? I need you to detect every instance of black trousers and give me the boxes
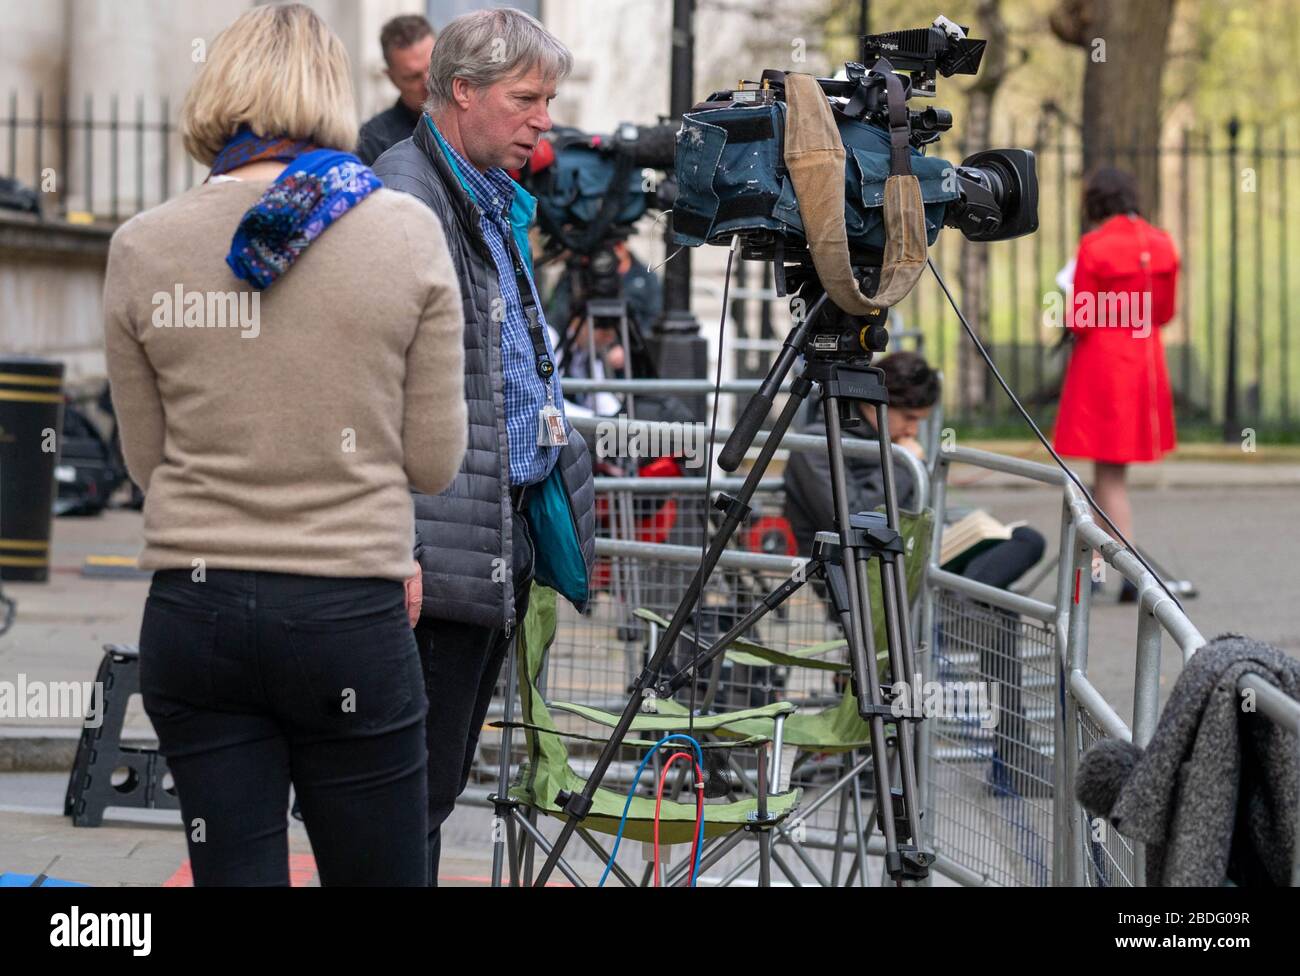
[961,526,1046,592]
[413,510,535,885]
[140,569,429,886]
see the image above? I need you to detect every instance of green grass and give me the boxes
[947,418,1300,446]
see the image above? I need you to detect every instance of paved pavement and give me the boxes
[1,451,1295,886]
[0,774,502,886]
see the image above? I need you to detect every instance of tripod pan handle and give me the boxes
[719,391,774,471]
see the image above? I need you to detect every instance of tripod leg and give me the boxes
[857,544,925,850]
[873,400,927,865]
[618,308,636,418]
[823,394,904,879]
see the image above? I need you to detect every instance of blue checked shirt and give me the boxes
[434,123,564,485]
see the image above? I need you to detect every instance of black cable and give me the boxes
[689,236,740,736]
[927,256,1185,613]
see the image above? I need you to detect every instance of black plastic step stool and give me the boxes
[64,643,180,826]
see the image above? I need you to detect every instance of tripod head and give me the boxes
[562,239,628,332]
[550,234,662,381]
[796,272,892,366]
[718,263,895,471]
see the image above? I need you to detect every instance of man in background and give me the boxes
[356,14,436,165]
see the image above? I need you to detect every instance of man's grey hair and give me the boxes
[424,8,572,113]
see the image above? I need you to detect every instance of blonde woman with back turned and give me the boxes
[103,3,466,886]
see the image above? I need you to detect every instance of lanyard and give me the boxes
[493,216,568,450]
[504,230,556,398]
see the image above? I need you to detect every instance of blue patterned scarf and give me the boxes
[213,128,382,290]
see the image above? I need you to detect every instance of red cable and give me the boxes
[653,751,704,887]
[653,752,691,887]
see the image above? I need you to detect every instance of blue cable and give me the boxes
[598,733,706,887]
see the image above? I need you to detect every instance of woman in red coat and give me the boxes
[1053,167,1179,600]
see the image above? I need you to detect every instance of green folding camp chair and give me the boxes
[490,584,802,887]
[630,508,934,885]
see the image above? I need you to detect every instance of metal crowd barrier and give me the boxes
[465,379,1300,886]
[926,444,1300,887]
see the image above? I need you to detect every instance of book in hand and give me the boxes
[939,511,1027,573]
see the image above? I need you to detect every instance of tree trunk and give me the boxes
[1052,0,1176,221]
[957,0,1009,412]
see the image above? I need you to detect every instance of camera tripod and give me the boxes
[533,282,934,886]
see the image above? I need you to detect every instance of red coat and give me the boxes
[1053,214,1180,464]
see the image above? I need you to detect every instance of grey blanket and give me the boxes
[1076,633,1300,886]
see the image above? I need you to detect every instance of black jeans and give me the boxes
[414,510,534,885]
[961,526,1046,591]
[140,569,428,886]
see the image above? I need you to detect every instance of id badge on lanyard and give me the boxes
[511,244,567,449]
[538,402,567,447]
[523,304,567,448]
